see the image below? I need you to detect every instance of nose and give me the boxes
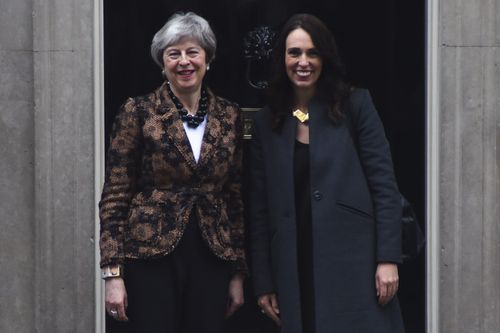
[179,52,190,65]
[298,54,309,66]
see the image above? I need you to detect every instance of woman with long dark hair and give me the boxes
[249,13,404,332]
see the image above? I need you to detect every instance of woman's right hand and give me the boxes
[257,293,281,326]
[105,277,129,321]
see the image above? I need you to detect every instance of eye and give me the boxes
[306,49,320,57]
[187,49,200,57]
[166,51,180,60]
[287,48,302,57]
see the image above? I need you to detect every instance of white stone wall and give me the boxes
[32,0,96,332]
[439,0,500,332]
[1,0,96,332]
[0,0,35,331]
[0,0,499,332]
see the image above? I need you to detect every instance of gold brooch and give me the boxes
[293,109,309,123]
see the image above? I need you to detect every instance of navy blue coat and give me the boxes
[249,89,405,332]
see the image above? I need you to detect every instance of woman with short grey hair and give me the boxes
[151,12,217,68]
[99,12,246,332]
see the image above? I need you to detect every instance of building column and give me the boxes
[0,0,35,330]
[438,0,500,332]
[33,0,96,332]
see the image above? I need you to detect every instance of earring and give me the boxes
[161,69,166,76]
[207,64,210,71]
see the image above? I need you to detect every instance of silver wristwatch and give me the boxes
[101,265,123,279]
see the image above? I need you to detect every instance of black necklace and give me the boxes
[166,84,208,128]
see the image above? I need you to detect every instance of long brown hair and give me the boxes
[268,14,351,130]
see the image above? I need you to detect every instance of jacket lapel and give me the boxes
[198,90,221,169]
[157,83,198,172]
[308,99,349,188]
[281,114,297,165]
[269,114,296,206]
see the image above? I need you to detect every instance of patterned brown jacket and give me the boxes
[99,82,246,273]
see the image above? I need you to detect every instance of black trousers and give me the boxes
[122,214,231,333]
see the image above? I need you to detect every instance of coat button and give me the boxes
[313,190,322,201]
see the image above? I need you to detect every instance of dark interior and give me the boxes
[104,1,425,332]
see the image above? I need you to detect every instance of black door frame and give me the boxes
[93,0,441,331]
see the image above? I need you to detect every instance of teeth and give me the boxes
[296,71,311,77]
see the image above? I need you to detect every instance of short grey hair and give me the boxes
[151,12,216,68]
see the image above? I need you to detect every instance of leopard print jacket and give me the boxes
[99,82,246,274]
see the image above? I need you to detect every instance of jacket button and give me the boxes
[313,190,322,201]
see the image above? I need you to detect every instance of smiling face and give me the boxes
[162,38,207,95]
[285,28,323,96]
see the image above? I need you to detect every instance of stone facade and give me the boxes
[0,0,498,332]
[439,0,500,332]
[1,0,96,332]
[0,0,35,332]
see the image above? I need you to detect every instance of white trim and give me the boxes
[426,0,440,332]
[94,0,105,331]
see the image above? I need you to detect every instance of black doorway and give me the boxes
[104,1,425,332]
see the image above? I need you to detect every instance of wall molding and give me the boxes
[426,0,440,332]
[94,0,105,331]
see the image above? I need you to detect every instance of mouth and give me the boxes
[178,69,195,77]
[295,70,312,78]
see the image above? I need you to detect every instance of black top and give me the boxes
[294,140,316,333]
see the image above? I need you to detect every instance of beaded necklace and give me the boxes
[166,83,208,128]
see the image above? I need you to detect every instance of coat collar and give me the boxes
[278,98,346,164]
[307,98,350,192]
[307,98,347,146]
[280,113,297,161]
[198,89,222,168]
[154,81,222,174]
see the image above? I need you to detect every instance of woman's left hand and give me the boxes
[375,263,399,306]
[226,273,245,318]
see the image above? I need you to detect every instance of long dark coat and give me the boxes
[249,89,405,332]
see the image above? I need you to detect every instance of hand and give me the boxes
[226,273,245,318]
[105,277,129,321]
[375,263,399,306]
[257,293,281,326]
